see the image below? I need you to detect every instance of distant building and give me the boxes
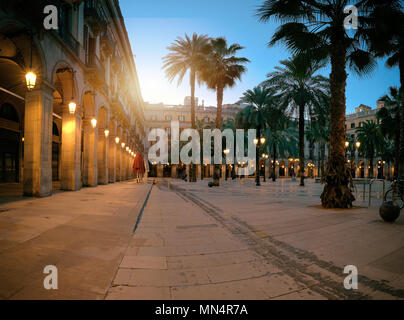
[145,98,392,180]
[184,96,198,107]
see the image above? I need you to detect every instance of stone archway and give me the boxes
[97,106,109,185]
[53,64,82,191]
[0,24,51,196]
[81,91,97,187]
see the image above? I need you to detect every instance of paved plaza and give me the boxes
[0,178,403,299]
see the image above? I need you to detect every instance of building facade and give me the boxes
[345,101,390,179]
[0,0,147,196]
[144,99,392,180]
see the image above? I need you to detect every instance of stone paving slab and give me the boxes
[106,179,404,300]
[0,181,151,300]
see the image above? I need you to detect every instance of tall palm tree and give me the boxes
[201,37,249,186]
[222,118,237,179]
[236,86,277,186]
[356,120,385,179]
[256,0,396,208]
[264,123,298,182]
[162,33,210,182]
[360,4,404,179]
[262,55,329,186]
[377,87,402,178]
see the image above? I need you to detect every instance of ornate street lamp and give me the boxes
[223,149,230,181]
[254,136,266,186]
[115,137,120,144]
[104,129,110,138]
[25,33,37,91]
[25,72,37,91]
[91,118,97,128]
[68,102,76,115]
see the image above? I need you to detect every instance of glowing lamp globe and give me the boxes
[25,71,37,91]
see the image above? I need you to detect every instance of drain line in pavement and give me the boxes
[132,182,154,233]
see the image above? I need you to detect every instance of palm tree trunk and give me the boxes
[321,32,355,208]
[369,152,374,179]
[394,114,400,178]
[190,69,197,182]
[298,103,305,186]
[320,142,325,178]
[255,125,261,186]
[272,144,277,182]
[213,85,224,186]
[399,46,404,182]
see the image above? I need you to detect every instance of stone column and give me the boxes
[197,165,201,180]
[121,143,127,181]
[116,128,122,181]
[157,164,163,178]
[60,107,82,191]
[23,85,53,197]
[108,134,117,183]
[97,128,109,184]
[82,119,98,187]
[171,164,177,178]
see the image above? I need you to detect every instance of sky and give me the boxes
[120,0,400,114]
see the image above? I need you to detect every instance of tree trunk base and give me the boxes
[213,164,221,186]
[320,158,355,208]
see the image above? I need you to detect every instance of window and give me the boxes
[166,127,171,135]
[204,117,209,123]
[165,115,172,121]
[150,115,156,121]
[178,115,184,121]
[350,123,355,129]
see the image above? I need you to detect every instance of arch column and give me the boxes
[60,106,82,191]
[97,128,109,184]
[108,121,117,183]
[23,83,54,197]
[171,164,177,178]
[116,127,122,181]
[82,118,98,186]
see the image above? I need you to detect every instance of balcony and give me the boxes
[84,0,107,34]
[86,52,105,87]
[101,30,115,56]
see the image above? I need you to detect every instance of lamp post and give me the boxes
[345,141,349,160]
[262,154,268,182]
[254,136,266,186]
[223,149,230,181]
[355,141,361,178]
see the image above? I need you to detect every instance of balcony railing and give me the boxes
[84,0,107,33]
[86,52,106,86]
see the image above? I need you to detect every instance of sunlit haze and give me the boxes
[121,0,400,112]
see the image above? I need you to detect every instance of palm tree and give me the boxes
[360,4,404,179]
[377,87,402,178]
[256,0,397,208]
[262,55,329,186]
[200,37,249,186]
[222,118,237,179]
[236,86,277,186]
[264,123,298,182]
[356,120,385,179]
[162,33,210,182]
